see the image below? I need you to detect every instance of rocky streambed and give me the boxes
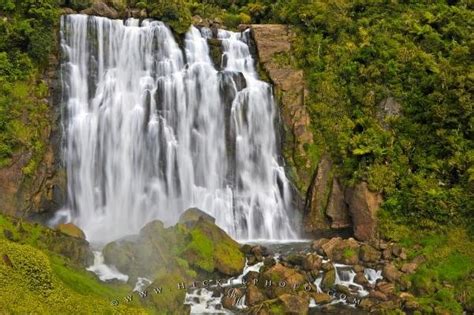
[182,236,424,314]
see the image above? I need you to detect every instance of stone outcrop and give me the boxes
[303,155,332,233]
[345,182,383,241]
[250,24,314,193]
[326,178,351,229]
[103,208,245,282]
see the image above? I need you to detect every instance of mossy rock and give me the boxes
[57,223,85,239]
[181,218,245,276]
[321,269,335,290]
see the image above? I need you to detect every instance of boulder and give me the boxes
[359,244,381,263]
[312,292,332,304]
[321,269,335,290]
[326,178,352,229]
[344,182,382,241]
[376,97,401,129]
[382,263,401,283]
[104,210,245,282]
[80,2,119,19]
[261,263,306,297]
[246,285,266,306]
[57,223,85,239]
[178,207,215,226]
[302,253,322,271]
[321,237,360,265]
[278,293,309,315]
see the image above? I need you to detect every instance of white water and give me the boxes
[86,251,129,282]
[60,15,297,243]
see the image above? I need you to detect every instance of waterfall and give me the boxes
[60,14,297,243]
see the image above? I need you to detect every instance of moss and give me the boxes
[343,248,356,259]
[182,228,214,272]
[0,239,147,314]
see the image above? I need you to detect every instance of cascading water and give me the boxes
[60,14,297,243]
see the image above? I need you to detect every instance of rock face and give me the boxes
[250,24,314,193]
[304,156,332,233]
[326,178,351,229]
[345,182,382,241]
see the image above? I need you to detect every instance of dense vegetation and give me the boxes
[0,0,472,313]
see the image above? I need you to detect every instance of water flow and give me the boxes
[60,14,297,243]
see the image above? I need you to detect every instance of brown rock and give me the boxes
[278,293,309,315]
[359,244,381,263]
[312,292,332,304]
[326,178,352,229]
[57,223,86,239]
[311,238,329,255]
[321,269,335,290]
[321,237,360,265]
[246,285,265,306]
[377,282,395,295]
[382,248,392,260]
[81,2,118,18]
[222,288,244,310]
[302,253,322,271]
[401,262,418,274]
[354,272,369,286]
[369,290,388,301]
[262,263,306,297]
[359,298,377,311]
[345,182,382,241]
[382,263,401,283]
[304,156,332,232]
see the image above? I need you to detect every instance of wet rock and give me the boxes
[344,182,382,241]
[57,223,86,239]
[104,212,244,281]
[321,269,335,290]
[302,253,322,271]
[321,262,334,271]
[321,237,360,265]
[353,265,364,273]
[278,293,309,315]
[335,284,352,297]
[247,255,257,266]
[241,244,253,254]
[263,256,276,268]
[312,292,332,304]
[382,263,401,283]
[284,253,305,266]
[369,290,388,301]
[178,207,215,226]
[311,238,329,255]
[326,178,352,229]
[359,244,381,263]
[354,272,369,286]
[262,263,306,297]
[222,287,244,310]
[244,271,259,285]
[246,284,266,306]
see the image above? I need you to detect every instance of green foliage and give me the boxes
[271,0,473,229]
